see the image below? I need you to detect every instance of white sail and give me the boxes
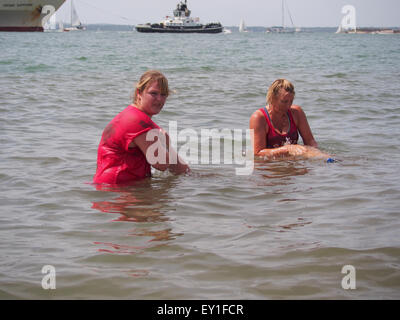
[239,18,247,32]
[64,0,85,31]
[71,0,81,27]
[49,13,57,30]
[58,20,66,32]
[282,0,296,32]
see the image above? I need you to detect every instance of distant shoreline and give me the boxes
[338,27,400,34]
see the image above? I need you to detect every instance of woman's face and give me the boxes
[136,81,167,117]
[272,89,294,112]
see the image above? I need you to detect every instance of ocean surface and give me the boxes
[1,30,400,300]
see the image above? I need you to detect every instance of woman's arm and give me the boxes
[162,129,191,174]
[132,129,190,175]
[291,105,318,148]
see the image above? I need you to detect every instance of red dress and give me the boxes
[93,105,159,185]
[260,107,299,148]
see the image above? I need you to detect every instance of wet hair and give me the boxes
[266,79,295,105]
[133,70,170,103]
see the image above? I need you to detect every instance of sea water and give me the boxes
[0,30,399,299]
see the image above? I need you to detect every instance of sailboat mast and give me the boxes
[70,0,73,26]
[286,0,295,28]
[282,0,284,28]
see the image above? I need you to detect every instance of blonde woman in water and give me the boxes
[250,79,329,159]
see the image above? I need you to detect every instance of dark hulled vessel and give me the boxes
[135,0,223,34]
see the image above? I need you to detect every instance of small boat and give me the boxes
[135,0,223,34]
[239,18,248,33]
[63,0,85,31]
[266,0,299,33]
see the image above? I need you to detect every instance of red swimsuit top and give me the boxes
[93,105,160,185]
[260,106,299,148]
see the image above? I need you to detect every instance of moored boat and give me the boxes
[239,18,248,33]
[265,0,299,34]
[63,0,85,31]
[135,0,223,34]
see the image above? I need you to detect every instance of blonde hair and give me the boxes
[266,79,295,105]
[133,70,170,103]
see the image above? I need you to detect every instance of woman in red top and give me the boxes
[250,79,324,159]
[93,70,190,185]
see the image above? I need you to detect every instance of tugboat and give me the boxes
[135,0,223,34]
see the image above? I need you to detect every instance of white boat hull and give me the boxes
[0,0,65,31]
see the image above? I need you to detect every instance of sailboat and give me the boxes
[239,18,248,33]
[267,0,299,33]
[64,0,86,31]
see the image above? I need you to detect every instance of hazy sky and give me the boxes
[56,0,400,27]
